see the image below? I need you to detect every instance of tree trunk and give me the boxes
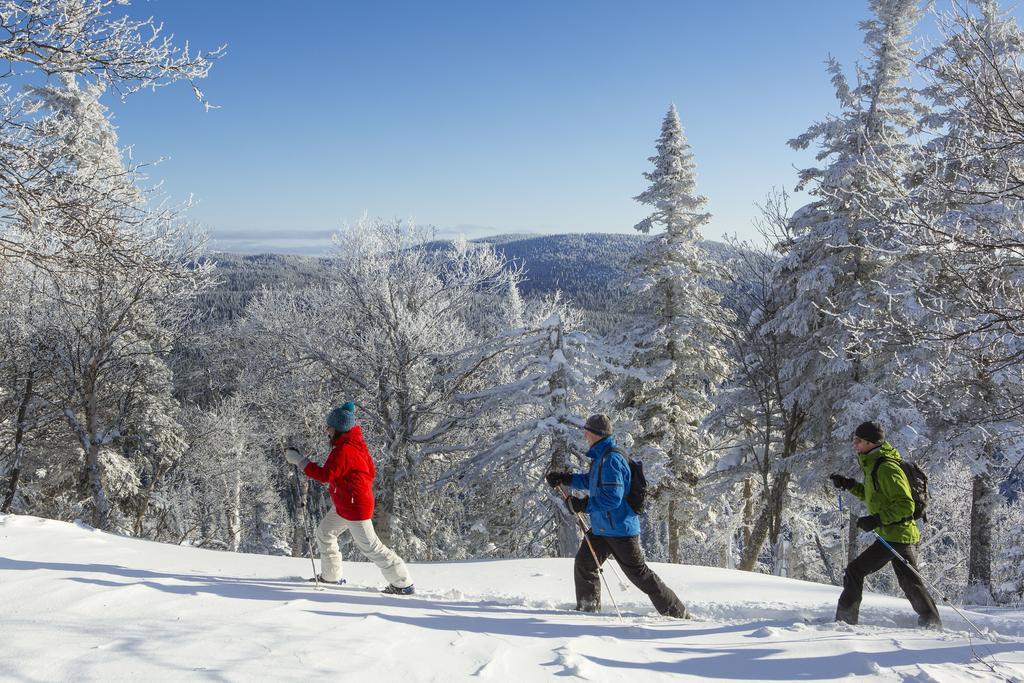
[740,477,754,549]
[739,471,789,572]
[84,379,110,529]
[292,475,310,557]
[815,532,839,585]
[967,470,996,603]
[2,373,33,513]
[740,500,771,572]
[668,498,681,564]
[85,438,110,529]
[767,472,789,549]
[226,466,242,552]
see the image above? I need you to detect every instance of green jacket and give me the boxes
[849,442,919,544]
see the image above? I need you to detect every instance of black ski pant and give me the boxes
[835,539,941,626]
[574,532,688,618]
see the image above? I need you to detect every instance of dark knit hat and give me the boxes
[583,413,612,437]
[326,401,356,433]
[854,421,884,444]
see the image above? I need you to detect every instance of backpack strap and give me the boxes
[598,447,626,488]
[869,456,889,491]
[871,456,914,525]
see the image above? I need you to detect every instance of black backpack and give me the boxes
[871,456,929,523]
[609,447,648,515]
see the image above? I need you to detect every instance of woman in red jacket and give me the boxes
[285,401,414,594]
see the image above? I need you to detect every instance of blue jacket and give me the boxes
[570,436,640,537]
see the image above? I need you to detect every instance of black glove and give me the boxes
[546,471,572,488]
[856,514,882,532]
[830,473,856,491]
[566,496,589,514]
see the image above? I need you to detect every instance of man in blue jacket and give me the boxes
[546,413,689,618]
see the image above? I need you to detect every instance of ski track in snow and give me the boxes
[1,514,1023,682]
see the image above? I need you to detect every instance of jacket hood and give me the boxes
[858,441,900,470]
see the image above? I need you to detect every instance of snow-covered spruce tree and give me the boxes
[443,293,629,558]
[767,0,929,535]
[0,0,221,271]
[625,104,733,564]
[856,0,1024,602]
[24,76,213,531]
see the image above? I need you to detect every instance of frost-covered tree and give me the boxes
[0,261,63,512]
[236,220,517,559]
[853,0,1024,601]
[444,293,636,557]
[768,0,927,492]
[625,104,733,563]
[157,397,290,554]
[706,191,817,574]
[23,77,213,530]
[0,0,221,271]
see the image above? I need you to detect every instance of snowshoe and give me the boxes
[309,575,346,586]
[382,583,415,595]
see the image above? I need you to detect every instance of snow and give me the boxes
[2,514,1023,682]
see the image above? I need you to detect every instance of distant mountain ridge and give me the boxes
[198,233,733,322]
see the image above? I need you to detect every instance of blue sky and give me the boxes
[104,1,1018,254]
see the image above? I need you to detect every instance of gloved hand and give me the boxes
[856,514,882,532]
[546,471,572,487]
[830,473,856,490]
[566,496,589,514]
[284,447,309,469]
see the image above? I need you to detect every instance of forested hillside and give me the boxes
[199,233,731,323]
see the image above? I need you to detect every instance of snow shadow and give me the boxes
[0,557,380,606]
[306,607,694,641]
[584,636,1024,680]
[1,557,689,640]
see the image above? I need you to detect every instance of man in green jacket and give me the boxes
[830,421,941,628]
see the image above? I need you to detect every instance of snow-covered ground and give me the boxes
[1,514,1022,682]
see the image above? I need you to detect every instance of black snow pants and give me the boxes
[574,532,688,618]
[835,539,941,627]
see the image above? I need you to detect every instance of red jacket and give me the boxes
[304,425,376,521]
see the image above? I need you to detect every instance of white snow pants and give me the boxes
[315,508,413,588]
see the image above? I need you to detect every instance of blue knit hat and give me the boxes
[326,401,356,433]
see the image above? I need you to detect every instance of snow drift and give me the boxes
[1,514,1022,682]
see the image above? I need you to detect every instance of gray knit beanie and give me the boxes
[583,414,612,437]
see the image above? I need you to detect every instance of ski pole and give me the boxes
[838,494,847,563]
[556,485,624,621]
[871,532,985,638]
[293,462,321,590]
[871,532,1012,680]
[553,484,628,591]
[554,483,629,591]
[832,489,1010,679]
